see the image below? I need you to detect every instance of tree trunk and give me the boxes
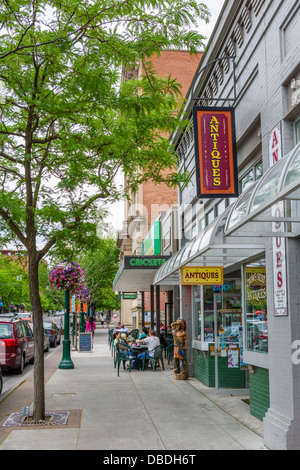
[28,254,45,422]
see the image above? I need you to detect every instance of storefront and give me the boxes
[113,255,170,334]
[154,203,266,394]
[154,142,300,448]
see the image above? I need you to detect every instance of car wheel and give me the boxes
[45,342,49,353]
[0,376,3,395]
[16,354,25,375]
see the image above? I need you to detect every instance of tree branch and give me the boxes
[0,208,28,248]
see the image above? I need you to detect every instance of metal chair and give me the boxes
[164,338,174,364]
[128,328,140,340]
[116,342,136,376]
[141,345,165,371]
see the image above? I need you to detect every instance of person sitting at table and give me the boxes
[114,331,137,368]
[113,331,123,348]
[135,329,160,367]
[113,323,128,339]
[137,327,148,341]
[113,322,122,338]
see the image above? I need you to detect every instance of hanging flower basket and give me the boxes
[76,286,91,303]
[49,261,86,295]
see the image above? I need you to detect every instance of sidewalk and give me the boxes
[0,327,267,450]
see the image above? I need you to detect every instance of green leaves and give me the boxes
[0,0,210,260]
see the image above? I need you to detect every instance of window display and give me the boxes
[245,260,268,353]
[193,285,202,340]
[193,279,241,343]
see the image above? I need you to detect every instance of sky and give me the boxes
[106,0,226,232]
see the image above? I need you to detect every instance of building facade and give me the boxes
[153,0,300,450]
[116,50,202,330]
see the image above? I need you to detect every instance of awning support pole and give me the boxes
[156,285,160,340]
[150,285,155,330]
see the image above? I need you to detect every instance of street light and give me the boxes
[59,288,74,370]
[49,261,86,370]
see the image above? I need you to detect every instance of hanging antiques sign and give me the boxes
[269,122,288,316]
[181,266,223,286]
[193,107,238,199]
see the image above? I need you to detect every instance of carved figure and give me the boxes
[171,318,188,380]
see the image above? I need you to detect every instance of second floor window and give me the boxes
[240,160,263,193]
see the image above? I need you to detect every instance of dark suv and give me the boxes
[0,317,35,374]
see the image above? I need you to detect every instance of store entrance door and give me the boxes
[213,293,249,395]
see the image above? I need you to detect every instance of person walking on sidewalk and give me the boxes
[99,312,105,328]
[86,315,96,342]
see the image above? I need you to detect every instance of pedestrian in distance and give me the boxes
[99,312,105,328]
[86,315,96,342]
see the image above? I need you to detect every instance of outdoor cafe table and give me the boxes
[129,344,148,356]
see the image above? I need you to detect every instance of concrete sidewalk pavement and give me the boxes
[0,327,267,450]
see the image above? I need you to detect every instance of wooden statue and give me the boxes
[171,318,188,380]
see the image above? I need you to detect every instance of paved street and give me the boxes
[0,327,267,451]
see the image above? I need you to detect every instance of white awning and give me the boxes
[225,142,300,237]
[154,205,265,288]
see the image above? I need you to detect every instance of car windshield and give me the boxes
[0,323,13,339]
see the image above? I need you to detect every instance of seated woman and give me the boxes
[113,331,124,348]
[137,327,148,341]
[114,332,135,361]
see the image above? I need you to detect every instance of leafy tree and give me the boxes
[0,0,209,420]
[0,255,30,310]
[78,234,121,311]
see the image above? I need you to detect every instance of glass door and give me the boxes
[214,293,248,395]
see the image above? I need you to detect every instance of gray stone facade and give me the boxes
[172,0,300,450]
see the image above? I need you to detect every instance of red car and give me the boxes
[0,317,35,374]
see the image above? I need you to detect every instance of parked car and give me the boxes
[0,317,34,374]
[43,321,61,347]
[0,365,3,395]
[28,323,50,353]
[16,312,33,322]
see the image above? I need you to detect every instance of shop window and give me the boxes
[244,260,268,354]
[216,199,226,216]
[254,160,263,180]
[191,222,197,239]
[239,159,263,193]
[295,118,300,144]
[204,280,241,343]
[205,208,215,226]
[193,280,241,343]
[193,285,202,340]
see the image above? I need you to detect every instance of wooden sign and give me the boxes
[193,107,238,199]
[79,333,92,352]
[181,266,223,285]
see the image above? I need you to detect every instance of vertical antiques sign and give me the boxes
[193,107,238,199]
[269,122,288,316]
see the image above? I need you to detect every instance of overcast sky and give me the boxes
[107,0,226,232]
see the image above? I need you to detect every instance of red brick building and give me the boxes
[117,50,202,329]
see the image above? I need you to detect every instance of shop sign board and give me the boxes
[79,333,92,352]
[123,293,137,300]
[193,107,238,199]
[269,123,288,316]
[181,266,223,285]
[141,221,161,256]
[124,256,169,269]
